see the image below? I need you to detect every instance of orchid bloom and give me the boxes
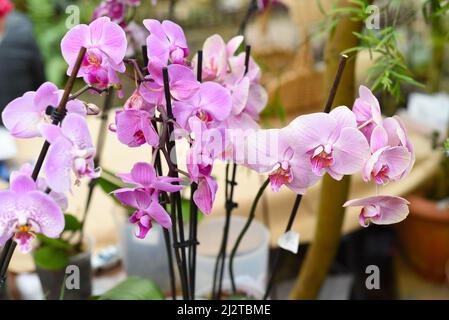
[186,118,224,213]
[139,58,199,106]
[287,106,370,180]
[193,34,244,82]
[0,173,64,253]
[344,196,410,227]
[173,82,232,131]
[115,109,159,148]
[112,162,185,238]
[353,85,382,140]
[245,128,320,194]
[144,19,189,65]
[92,0,141,26]
[362,125,412,185]
[11,163,68,212]
[1,82,86,138]
[40,113,100,193]
[61,17,127,93]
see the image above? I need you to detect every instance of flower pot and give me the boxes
[195,216,270,294]
[196,277,265,300]
[120,221,175,294]
[396,195,449,283]
[35,250,92,300]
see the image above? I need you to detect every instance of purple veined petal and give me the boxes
[162,20,188,49]
[245,83,268,119]
[148,201,172,228]
[143,19,165,39]
[359,85,381,124]
[0,191,18,246]
[286,153,321,194]
[287,112,336,152]
[44,137,73,193]
[381,146,411,180]
[199,82,232,121]
[328,106,357,144]
[136,214,152,239]
[152,179,184,193]
[344,195,409,226]
[61,24,90,74]
[230,77,250,116]
[141,116,159,147]
[193,175,218,215]
[91,17,127,65]
[66,99,87,117]
[10,174,36,193]
[134,189,152,210]
[2,92,42,138]
[173,101,196,129]
[39,123,62,144]
[332,127,370,176]
[113,188,139,208]
[21,191,64,238]
[115,110,145,147]
[244,128,283,173]
[362,146,387,182]
[115,173,133,184]
[146,34,170,65]
[226,35,244,57]
[130,162,156,187]
[168,64,200,101]
[370,125,388,153]
[34,82,59,111]
[202,34,227,81]
[89,16,109,44]
[139,81,164,106]
[61,113,94,149]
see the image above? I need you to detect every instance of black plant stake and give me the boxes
[142,45,177,300]
[162,67,191,300]
[262,54,348,300]
[187,50,202,300]
[0,47,87,288]
[211,45,252,299]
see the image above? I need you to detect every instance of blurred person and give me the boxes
[0,0,45,178]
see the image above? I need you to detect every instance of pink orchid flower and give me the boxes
[287,106,370,180]
[185,118,224,214]
[61,17,127,92]
[112,162,184,238]
[193,34,244,82]
[144,19,189,65]
[139,58,199,106]
[344,195,410,227]
[362,125,411,185]
[173,81,232,130]
[40,113,100,193]
[382,116,415,177]
[11,163,68,211]
[0,173,64,253]
[353,85,382,140]
[2,82,86,138]
[245,128,320,193]
[115,109,159,148]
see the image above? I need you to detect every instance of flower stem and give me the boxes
[229,178,270,293]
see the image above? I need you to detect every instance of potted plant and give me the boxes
[33,213,92,300]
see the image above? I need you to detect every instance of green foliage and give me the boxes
[33,213,82,270]
[24,0,99,86]
[34,246,69,270]
[318,0,425,100]
[97,277,164,300]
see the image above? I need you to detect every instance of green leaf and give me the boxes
[64,213,82,232]
[34,246,69,270]
[97,277,164,300]
[36,234,72,251]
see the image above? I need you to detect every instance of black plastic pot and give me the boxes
[36,250,92,300]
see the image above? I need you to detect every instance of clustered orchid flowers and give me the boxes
[0,12,415,301]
